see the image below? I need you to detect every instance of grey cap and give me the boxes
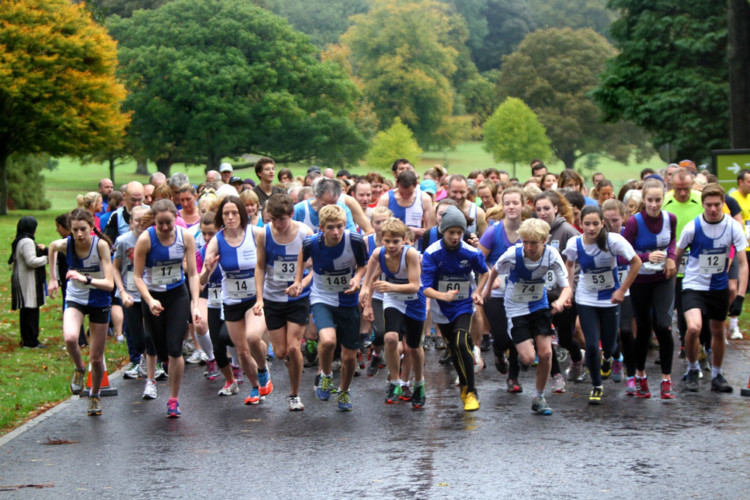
[439,206,467,233]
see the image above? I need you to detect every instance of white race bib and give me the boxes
[320,271,351,293]
[226,277,255,299]
[207,285,221,307]
[512,281,544,303]
[544,269,557,291]
[583,269,615,291]
[85,271,104,289]
[617,267,628,284]
[153,264,180,285]
[273,259,296,282]
[698,250,728,275]
[125,270,137,292]
[677,255,688,275]
[438,279,469,300]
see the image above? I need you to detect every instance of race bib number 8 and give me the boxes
[438,280,469,300]
[512,281,543,303]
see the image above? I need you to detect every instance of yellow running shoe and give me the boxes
[463,391,480,411]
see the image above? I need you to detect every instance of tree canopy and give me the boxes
[498,27,650,169]
[365,118,423,172]
[0,0,128,214]
[593,0,728,163]
[109,0,366,175]
[528,0,614,38]
[483,98,551,178]
[266,0,368,49]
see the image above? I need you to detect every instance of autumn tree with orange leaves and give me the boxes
[0,0,129,214]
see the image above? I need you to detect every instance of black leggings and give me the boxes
[483,297,519,380]
[619,295,636,378]
[122,301,156,356]
[370,299,385,347]
[438,314,476,392]
[631,279,675,374]
[552,301,582,363]
[208,307,234,369]
[384,308,424,349]
[142,285,190,362]
[578,304,620,387]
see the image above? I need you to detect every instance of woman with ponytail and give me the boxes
[77,192,103,231]
[48,209,114,417]
[562,206,641,405]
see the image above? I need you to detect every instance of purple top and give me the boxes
[623,210,677,284]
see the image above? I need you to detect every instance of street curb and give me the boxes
[0,369,123,449]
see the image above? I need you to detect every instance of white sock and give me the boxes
[712,366,722,379]
[228,346,239,366]
[690,360,700,371]
[535,389,544,398]
[730,317,738,329]
[196,333,214,359]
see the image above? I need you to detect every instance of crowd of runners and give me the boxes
[47,157,750,417]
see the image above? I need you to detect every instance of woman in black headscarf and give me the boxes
[10,216,48,348]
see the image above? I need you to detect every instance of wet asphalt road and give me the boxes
[1,341,750,499]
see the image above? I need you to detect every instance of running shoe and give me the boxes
[357,349,365,369]
[531,395,552,416]
[411,383,426,409]
[331,359,342,372]
[711,374,733,393]
[660,380,675,399]
[267,343,276,361]
[70,368,85,395]
[422,336,434,350]
[142,380,157,400]
[589,386,603,405]
[231,365,244,384]
[386,382,402,404]
[288,395,304,411]
[166,398,181,418]
[244,386,261,405]
[337,390,353,411]
[601,357,612,380]
[399,385,413,402]
[186,349,205,365]
[434,336,446,350]
[366,355,380,377]
[625,376,637,396]
[684,369,700,392]
[303,340,318,367]
[438,350,452,365]
[138,355,147,377]
[218,380,239,396]
[730,326,743,340]
[182,341,195,356]
[506,378,523,393]
[155,363,168,381]
[495,352,509,375]
[463,391,480,411]
[205,360,220,380]
[611,358,623,383]
[636,377,651,398]
[87,396,102,416]
[257,369,273,396]
[480,334,492,352]
[316,375,333,401]
[551,373,566,394]
[123,361,140,379]
[565,360,583,382]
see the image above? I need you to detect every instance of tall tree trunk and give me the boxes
[561,151,576,170]
[135,158,148,175]
[155,158,172,177]
[0,150,8,215]
[728,0,750,148]
[109,157,116,186]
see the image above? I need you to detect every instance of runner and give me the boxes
[291,204,368,411]
[133,200,201,418]
[422,206,489,411]
[48,209,114,416]
[563,206,641,405]
[623,178,678,400]
[361,218,427,408]
[363,206,393,377]
[485,218,570,415]
[255,194,314,411]
[677,184,748,393]
[199,196,271,406]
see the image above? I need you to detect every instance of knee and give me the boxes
[285,343,300,360]
[384,332,398,347]
[342,349,356,362]
[318,336,335,351]
[195,320,208,336]
[537,346,552,364]
[518,351,535,366]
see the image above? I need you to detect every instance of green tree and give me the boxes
[483,97,551,178]
[267,0,369,49]
[593,1,728,163]
[528,0,615,37]
[0,0,128,215]
[498,27,650,170]
[6,154,54,211]
[109,0,366,175]
[340,0,469,149]
[365,118,423,172]
[442,0,536,72]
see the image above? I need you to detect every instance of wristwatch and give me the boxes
[86,274,92,285]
